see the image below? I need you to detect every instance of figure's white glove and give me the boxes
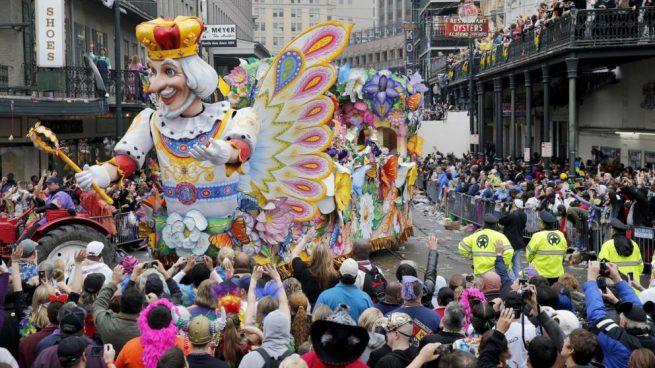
[215,307,227,332]
[189,139,232,166]
[75,164,111,190]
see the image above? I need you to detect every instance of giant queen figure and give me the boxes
[76,16,352,259]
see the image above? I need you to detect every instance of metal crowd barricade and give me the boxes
[420,186,655,274]
[114,212,140,246]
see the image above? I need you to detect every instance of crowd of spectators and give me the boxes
[419,150,655,231]
[2,210,655,368]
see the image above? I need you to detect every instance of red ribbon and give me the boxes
[48,293,68,303]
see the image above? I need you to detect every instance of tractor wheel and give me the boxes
[37,224,116,272]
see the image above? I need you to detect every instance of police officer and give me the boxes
[459,213,514,275]
[598,218,643,279]
[526,210,568,284]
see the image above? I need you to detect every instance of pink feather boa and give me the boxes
[137,298,179,368]
[459,288,487,331]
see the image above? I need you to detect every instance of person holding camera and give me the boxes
[584,261,655,368]
[526,211,568,284]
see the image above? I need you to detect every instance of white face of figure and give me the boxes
[148,59,196,118]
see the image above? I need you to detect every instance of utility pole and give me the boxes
[114,0,123,137]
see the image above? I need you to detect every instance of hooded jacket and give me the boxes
[374,347,417,368]
[92,282,141,354]
[359,332,385,364]
[238,310,291,368]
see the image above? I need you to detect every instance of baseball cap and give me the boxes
[46,176,61,185]
[513,199,524,209]
[339,258,358,278]
[60,303,87,334]
[378,312,412,331]
[57,336,88,366]
[145,274,165,296]
[618,301,647,323]
[188,315,212,345]
[86,241,104,257]
[19,239,38,257]
[83,273,105,294]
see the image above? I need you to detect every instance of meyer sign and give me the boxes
[445,17,488,38]
[35,0,65,67]
[201,24,237,47]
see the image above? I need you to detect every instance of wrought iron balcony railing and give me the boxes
[349,22,404,45]
[442,7,655,84]
[1,65,148,104]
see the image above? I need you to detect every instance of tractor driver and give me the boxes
[35,176,75,225]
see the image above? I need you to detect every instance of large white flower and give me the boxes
[345,68,368,102]
[359,193,374,239]
[161,210,211,256]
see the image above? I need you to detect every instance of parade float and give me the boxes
[22,17,425,268]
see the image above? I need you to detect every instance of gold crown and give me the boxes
[136,16,203,61]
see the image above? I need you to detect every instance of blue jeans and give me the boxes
[510,249,522,281]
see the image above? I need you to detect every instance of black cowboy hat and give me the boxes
[310,305,370,366]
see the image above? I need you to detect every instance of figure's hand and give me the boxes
[189,139,232,165]
[76,164,111,190]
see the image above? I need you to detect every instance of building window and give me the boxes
[260,22,266,31]
[291,22,302,32]
[310,9,319,19]
[273,8,284,17]
[291,8,299,18]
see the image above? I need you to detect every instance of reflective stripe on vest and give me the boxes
[534,250,567,255]
[472,251,498,257]
[613,261,642,267]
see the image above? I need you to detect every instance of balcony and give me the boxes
[349,22,404,45]
[0,65,146,115]
[444,8,655,85]
[123,0,157,20]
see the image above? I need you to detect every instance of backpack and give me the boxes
[255,348,293,368]
[359,264,387,303]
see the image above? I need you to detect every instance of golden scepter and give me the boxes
[27,122,114,205]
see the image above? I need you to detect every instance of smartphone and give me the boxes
[195,256,206,263]
[38,270,46,280]
[597,277,607,293]
[628,272,634,282]
[90,345,103,357]
[465,274,474,283]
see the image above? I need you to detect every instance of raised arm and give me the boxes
[244,266,263,326]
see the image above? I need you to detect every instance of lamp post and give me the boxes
[114,0,123,137]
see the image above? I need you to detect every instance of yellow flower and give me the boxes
[335,171,352,211]
[407,135,424,156]
[237,85,248,97]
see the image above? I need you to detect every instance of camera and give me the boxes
[465,274,474,283]
[517,286,532,300]
[38,270,46,281]
[143,261,156,269]
[437,343,454,355]
[195,256,206,263]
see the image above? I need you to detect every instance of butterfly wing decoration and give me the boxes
[239,22,353,222]
[380,156,398,199]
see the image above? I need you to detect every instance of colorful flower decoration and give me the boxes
[358,193,375,239]
[225,65,248,86]
[364,70,401,120]
[161,210,211,256]
[255,198,295,245]
[407,72,429,95]
[344,68,368,103]
[227,91,240,107]
[388,109,405,128]
[236,84,248,98]
[334,165,352,211]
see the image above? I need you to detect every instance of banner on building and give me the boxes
[628,150,642,168]
[403,22,416,77]
[35,0,65,67]
[201,24,237,47]
[524,148,530,162]
[443,0,488,39]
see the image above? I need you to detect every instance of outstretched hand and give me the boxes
[189,139,232,166]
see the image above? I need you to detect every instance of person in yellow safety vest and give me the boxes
[459,213,514,275]
[526,210,568,284]
[598,218,643,280]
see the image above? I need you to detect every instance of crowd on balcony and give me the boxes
[443,0,653,78]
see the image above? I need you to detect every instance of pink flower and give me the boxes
[353,100,368,112]
[225,66,248,86]
[388,109,405,127]
[255,198,295,245]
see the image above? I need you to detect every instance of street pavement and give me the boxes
[370,190,588,283]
